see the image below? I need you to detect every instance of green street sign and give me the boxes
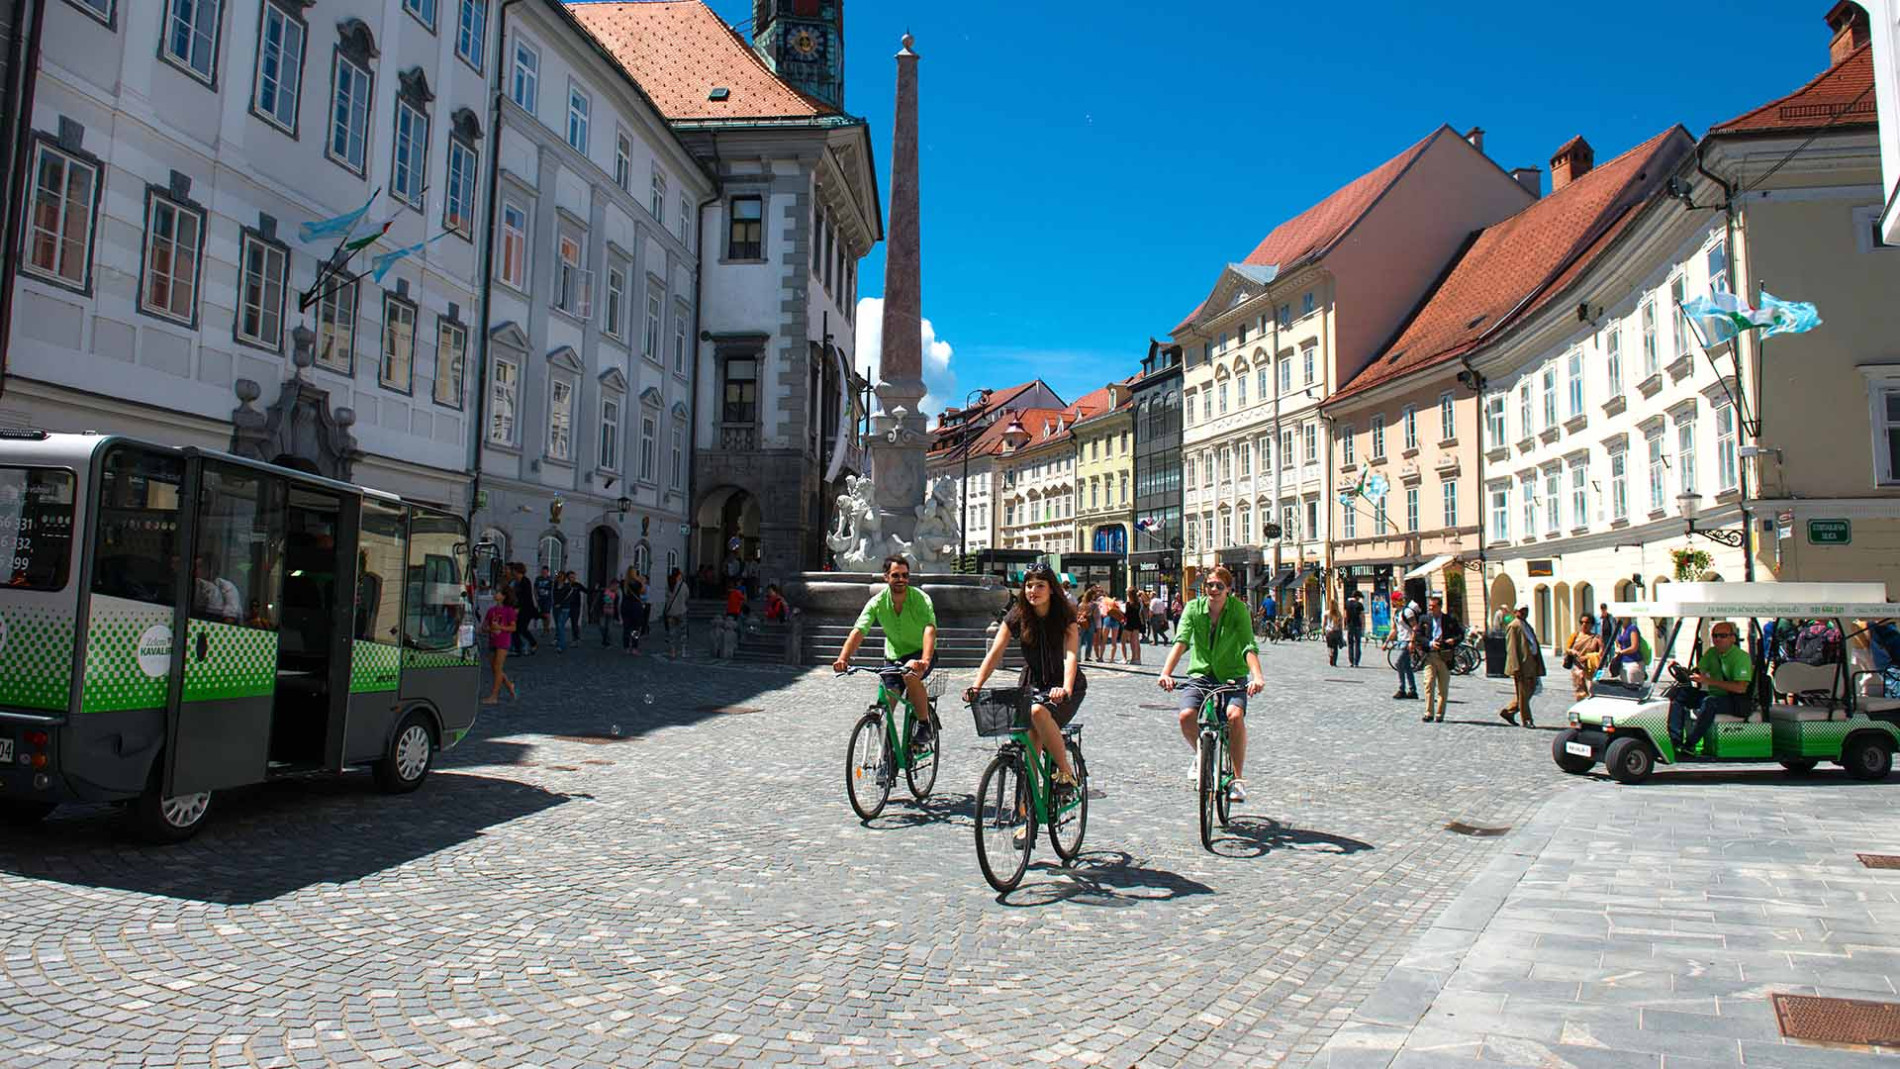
[1808,519,1852,545]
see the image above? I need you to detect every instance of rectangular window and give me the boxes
[253,1,305,132]
[1277,303,1291,329]
[1182,390,1195,426]
[671,425,685,488]
[488,357,518,444]
[445,138,478,237]
[566,82,590,153]
[510,37,538,112]
[1485,396,1505,444]
[1707,239,1728,293]
[1279,357,1292,394]
[163,0,222,83]
[1217,382,1228,414]
[1302,292,1316,317]
[614,133,632,191]
[1543,470,1561,536]
[1641,300,1659,378]
[1235,374,1247,407]
[1520,474,1536,537]
[380,294,416,392]
[546,379,573,461]
[1342,500,1356,540]
[391,99,429,209]
[1677,418,1697,496]
[643,280,663,361]
[1402,406,1418,451]
[1611,449,1629,521]
[1490,484,1509,542]
[722,357,757,423]
[673,307,688,375]
[1370,414,1386,458]
[603,265,626,339]
[1240,440,1253,475]
[140,192,203,324]
[639,414,657,482]
[1201,452,1213,488]
[1406,486,1419,532]
[1876,386,1900,485]
[456,0,487,70]
[328,53,372,173]
[599,398,620,471]
[1202,391,1212,422]
[403,0,437,29]
[650,169,667,221]
[1715,403,1739,492]
[1303,422,1318,464]
[315,278,356,372]
[1256,367,1268,401]
[727,196,762,259]
[1439,393,1455,441]
[498,200,528,288]
[1606,327,1623,395]
[554,231,591,317]
[433,319,466,408]
[71,0,115,22]
[1306,498,1319,536]
[1302,343,1317,385]
[1443,478,1458,528]
[1339,428,1353,467]
[23,140,100,290]
[1670,276,1688,362]
[236,233,287,350]
[1517,382,1532,439]
[1646,429,1666,512]
[679,194,692,246]
[0,466,75,593]
[1565,352,1583,417]
[92,447,183,607]
[1541,365,1557,428]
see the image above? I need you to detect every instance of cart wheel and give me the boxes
[1843,735,1893,782]
[1552,730,1593,775]
[0,800,55,827]
[127,761,213,844]
[1603,736,1654,785]
[373,712,436,794]
[1779,758,1819,775]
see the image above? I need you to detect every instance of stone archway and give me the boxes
[588,526,620,598]
[1489,573,1517,628]
[695,486,762,590]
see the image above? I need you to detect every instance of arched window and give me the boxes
[632,541,652,579]
[477,528,509,592]
[538,533,566,575]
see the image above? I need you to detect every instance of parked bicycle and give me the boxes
[1387,632,1480,675]
[1188,681,1249,851]
[968,686,1089,892]
[839,665,940,820]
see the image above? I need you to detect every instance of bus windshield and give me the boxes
[0,467,75,591]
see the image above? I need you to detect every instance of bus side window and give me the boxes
[406,510,467,650]
[91,446,184,606]
[189,464,284,629]
[356,502,406,645]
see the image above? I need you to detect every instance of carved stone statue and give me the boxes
[908,476,961,567]
[828,476,911,569]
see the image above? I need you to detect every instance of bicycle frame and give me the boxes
[874,681,920,774]
[994,726,1080,826]
[1199,696,1238,793]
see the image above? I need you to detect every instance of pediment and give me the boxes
[639,386,664,407]
[548,346,583,374]
[489,321,529,351]
[671,401,689,420]
[1191,263,1282,331]
[598,366,628,392]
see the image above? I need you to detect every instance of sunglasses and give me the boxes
[1712,631,1736,640]
[1205,582,1226,590]
[889,573,910,581]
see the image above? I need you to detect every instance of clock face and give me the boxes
[792,30,818,57]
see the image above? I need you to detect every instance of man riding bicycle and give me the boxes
[1157,566,1266,801]
[833,555,940,742]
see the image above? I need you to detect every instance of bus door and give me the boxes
[271,485,351,771]
[166,460,285,796]
[399,509,478,747]
[342,500,406,764]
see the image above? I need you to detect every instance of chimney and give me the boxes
[1549,136,1594,193]
[1510,167,1542,199]
[1827,1,1871,66]
[1463,126,1485,154]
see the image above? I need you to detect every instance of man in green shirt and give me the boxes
[1668,620,1752,753]
[833,555,940,739]
[1157,566,1266,801]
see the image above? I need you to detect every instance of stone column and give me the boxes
[870,34,927,546]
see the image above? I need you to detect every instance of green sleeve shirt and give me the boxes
[1697,645,1753,687]
[1177,596,1260,681]
[853,586,937,660]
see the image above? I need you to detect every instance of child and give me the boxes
[482,587,518,705]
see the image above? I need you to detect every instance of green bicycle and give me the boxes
[1190,681,1249,852]
[969,687,1089,892]
[841,665,940,820]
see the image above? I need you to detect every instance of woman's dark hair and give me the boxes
[1004,564,1075,647]
[497,586,515,607]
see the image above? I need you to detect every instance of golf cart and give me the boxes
[1553,582,1900,784]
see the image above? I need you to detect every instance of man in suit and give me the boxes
[1419,596,1465,723]
[1502,604,1545,728]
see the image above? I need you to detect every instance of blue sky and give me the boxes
[705,1,1836,412]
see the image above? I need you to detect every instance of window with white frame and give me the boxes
[1606,326,1623,395]
[1182,390,1195,426]
[1402,405,1418,451]
[456,0,487,70]
[1565,351,1583,417]
[1342,499,1356,540]
[1676,416,1697,495]
[1256,367,1268,401]
[1303,421,1318,463]
[1406,486,1419,532]
[1370,414,1386,458]
[1715,402,1738,492]
[643,279,663,361]
[603,264,626,339]
[328,51,373,174]
[510,37,538,112]
[1284,503,1300,542]
[403,0,436,30]
[498,199,528,288]
[1302,343,1317,385]
[1871,378,1900,486]
[598,398,620,471]
[1439,392,1455,441]
[1236,373,1248,407]
[380,293,416,392]
[70,0,114,22]
[1202,391,1212,422]
[1569,462,1587,529]
[1520,473,1536,537]
[1201,452,1213,488]
[252,1,305,133]
[1707,239,1728,293]
[445,136,478,237]
[673,304,689,375]
[140,190,203,324]
[1279,356,1292,394]
[1306,498,1319,537]
[1443,478,1459,528]
[566,82,590,153]
[554,229,591,317]
[162,0,222,84]
[1218,381,1228,414]
[614,133,632,191]
[1646,428,1666,512]
[636,411,656,482]
[1610,448,1629,521]
[23,139,100,291]
[679,194,691,246]
[1220,510,1232,548]
[1541,364,1557,428]
[1543,469,1561,536]
[315,278,356,372]
[546,379,573,461]
[1670,276,1688,362]
[488,356,518,444]
[236,231,287,350]
[1641,300,1659,379]
[1339,426,1354,467]
[671,424,684,488]
[650,168,667,221]
[1302,291,1316,317]
[1485,396,1505,444]
[1490,484,1509,541]
[434,318,466,408]
[391,98,429,209]
[1281,428,1295,469]
[1237,504,1250,542]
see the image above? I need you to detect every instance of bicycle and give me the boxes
[1449,633,1481,676]
[1187,681,1250,852]
[839,665,940,821]
[1386,636,1422,672]
[968,687,1089,893]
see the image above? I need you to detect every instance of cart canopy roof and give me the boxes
[1608,582,1899,621]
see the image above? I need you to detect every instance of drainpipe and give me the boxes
[466,0,523,531]
[1695,142,1754,583]
[684,133,721,585]
[0,0,49,400]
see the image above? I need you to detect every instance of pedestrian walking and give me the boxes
[568,572,583,643]
[510,563,540,657]
[481,587,518,705]
[550,572,578,653]
[1344,590,1366,667]
[662,568,690,660]
[620,574,647,655]
[1324,605,1344,667]
[1148,590,1168,644]
[1501,604,1544,727]
[1392,599,1420,700]
[597,579,620,647]
[1122,591,1143,664]
[534,566,554,637]
[1419,596,1464,723]
[1079,588,1099,662]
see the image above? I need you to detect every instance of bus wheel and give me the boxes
[0,800,55,826]
[1844,735,1894,782]
[1604,737,1655,785]
[128,765,212,844]
[374,713,435,794]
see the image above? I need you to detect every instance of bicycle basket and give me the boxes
[970,688,1031,737]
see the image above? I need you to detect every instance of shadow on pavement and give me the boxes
[997,849,1215,908]
[1209,816,1376,860]
[1588,767,1894,786]
[867,791,977,830]
[0,771,569,905]
[1439,717,1563,732]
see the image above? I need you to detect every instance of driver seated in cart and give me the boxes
[1667,620,1752,754]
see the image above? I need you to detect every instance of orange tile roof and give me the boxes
[929,380,1056,455]
[1709,44,1875,135]
[566,1,832,121]
[1329,127,1696,406]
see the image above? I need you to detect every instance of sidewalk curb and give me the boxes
[1311,780,1591,1068]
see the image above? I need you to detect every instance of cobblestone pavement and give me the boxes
[0,634,1579,1068]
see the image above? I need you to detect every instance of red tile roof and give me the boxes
[567,1,833,121]
[929,380,1056,455]
[1328,127,1696,406]
[1709,44,1875,135]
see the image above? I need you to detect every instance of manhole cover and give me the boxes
[1445,821,1511,837]
[1858,854,1900,869]
[696,705,765,715]
[1774,993,1900,1047]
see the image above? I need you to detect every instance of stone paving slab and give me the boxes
[1315,769,1900,1067]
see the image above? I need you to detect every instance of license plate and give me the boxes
[0,738,11,763]
[1565,741,1592,758]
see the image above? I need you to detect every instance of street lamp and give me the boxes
[1676,492,1745,548]
[955,387,991,568]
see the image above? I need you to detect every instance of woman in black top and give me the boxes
[966,563,1085,795]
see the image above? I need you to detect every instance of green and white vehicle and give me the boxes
[1554,582,1900,784]
[0,432,480,841]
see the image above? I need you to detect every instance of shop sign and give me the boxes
[1527,559,1555,578]
[1777,509,1794,542]
[1808,519,1852,545]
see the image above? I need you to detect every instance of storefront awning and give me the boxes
[1402,554,1455,581]
[1279,564,1317,588]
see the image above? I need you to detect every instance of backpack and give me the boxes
[1635,630,1652,666]
[1794,623,1835,667]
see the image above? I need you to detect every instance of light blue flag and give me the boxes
[298,190,378,246]
[1363,472,1391,503]
[1757,289,1822,340]
[370,232,450,282]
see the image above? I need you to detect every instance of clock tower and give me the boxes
[752,0,845,110]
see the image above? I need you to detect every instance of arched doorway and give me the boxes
[1574,582,1595,628]
[1554,583,1572,636]
[588,526,619,601]
[695,486,761,584]
[1489,573,1517,629]
[1534,584,1552,645]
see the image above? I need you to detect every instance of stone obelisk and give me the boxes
[869,33,927,547]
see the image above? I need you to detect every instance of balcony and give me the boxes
[719,424,758,451]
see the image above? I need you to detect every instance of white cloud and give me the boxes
[855,296,958,419]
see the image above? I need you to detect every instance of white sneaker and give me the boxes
[1229,779,1248,803]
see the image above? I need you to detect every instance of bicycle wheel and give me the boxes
[1197,731,1219,851]
[975,753,1033,892]
[845,711,892,821]
[1048,740,1089,864]
[1386,642,1400,669]
[1453,644,1478,676]
[1215,735,1235,828]
[905,705,939,801]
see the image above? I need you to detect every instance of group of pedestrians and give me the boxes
[1077,586,1145,664]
